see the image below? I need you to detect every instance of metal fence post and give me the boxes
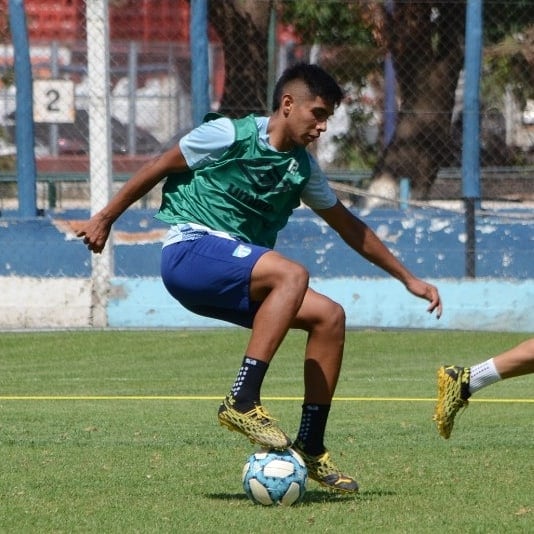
[86,0,113,327]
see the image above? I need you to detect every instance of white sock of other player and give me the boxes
[469,358,501,395]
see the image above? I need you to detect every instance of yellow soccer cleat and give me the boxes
[292,440,359,494]
[218,395,291,450]
[433,365,471,439]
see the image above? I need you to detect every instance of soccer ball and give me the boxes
[242,448,308,506]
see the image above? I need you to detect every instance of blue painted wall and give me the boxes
[107,276,534,332]
[1,207,532,332]
[1,207,533,279]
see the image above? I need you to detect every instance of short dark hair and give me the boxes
[272,63,344,112]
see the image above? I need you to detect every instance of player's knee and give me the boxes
[325,301,346,335]
[283,262,309,296]
[312,300,345,335]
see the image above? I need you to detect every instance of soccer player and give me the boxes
[73,63,442,493]
[434,337,534,439]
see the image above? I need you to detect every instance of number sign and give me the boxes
[33,79,75,124]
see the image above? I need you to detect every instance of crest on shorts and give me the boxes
[232,244,252,258]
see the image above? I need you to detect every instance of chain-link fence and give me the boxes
[0,1,533,327]
[1,1,534,207]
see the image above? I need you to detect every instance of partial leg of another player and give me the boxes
[434,338,534,439]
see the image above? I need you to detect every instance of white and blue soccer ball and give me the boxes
[242,448,308,506]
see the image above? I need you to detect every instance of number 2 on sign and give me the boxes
[33,79,75,123]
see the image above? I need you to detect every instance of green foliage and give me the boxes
[1,329,533,532]
[277,1,380,86]
[481,5,534,107]
[483,40,534,108]
[278,1,373,47]
[484,1,534,43]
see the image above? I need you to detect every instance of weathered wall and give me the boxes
[1,206,532,331]
[1,276,532,332]
[106,276,534,332]
[0,277,92,328]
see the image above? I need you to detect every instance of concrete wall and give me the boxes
[0,277,92,328]
[106,276,534,332]
[1,206,532,331]
[1,276,532,332]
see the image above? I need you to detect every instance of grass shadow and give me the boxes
[207,488,396,505]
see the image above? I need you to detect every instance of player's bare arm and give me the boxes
[315,200,442,318]
[72,145,189,253]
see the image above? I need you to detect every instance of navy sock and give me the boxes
[296,404,331,456]
[229,356,268,412]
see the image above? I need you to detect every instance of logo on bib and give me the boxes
[232,244,252,258]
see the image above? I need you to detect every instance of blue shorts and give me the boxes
[160,235,270,328]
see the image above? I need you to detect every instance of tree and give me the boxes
[373,1,466,200]
[208,0,273,117]
[203,0,378,117]
[201,0,534,199]
[281,1,466,200]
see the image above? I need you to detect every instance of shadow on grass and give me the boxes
[207,488,395,505]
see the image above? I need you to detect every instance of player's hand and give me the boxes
[70,215,111,254]
[405,278,442,319]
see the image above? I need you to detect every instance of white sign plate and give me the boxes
[33,79,75,124]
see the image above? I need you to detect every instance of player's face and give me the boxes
[285,90,335,147]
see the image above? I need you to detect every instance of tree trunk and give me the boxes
[371,2,466,201]
[208,0,273,117]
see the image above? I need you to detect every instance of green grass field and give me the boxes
[1,329,533,533]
